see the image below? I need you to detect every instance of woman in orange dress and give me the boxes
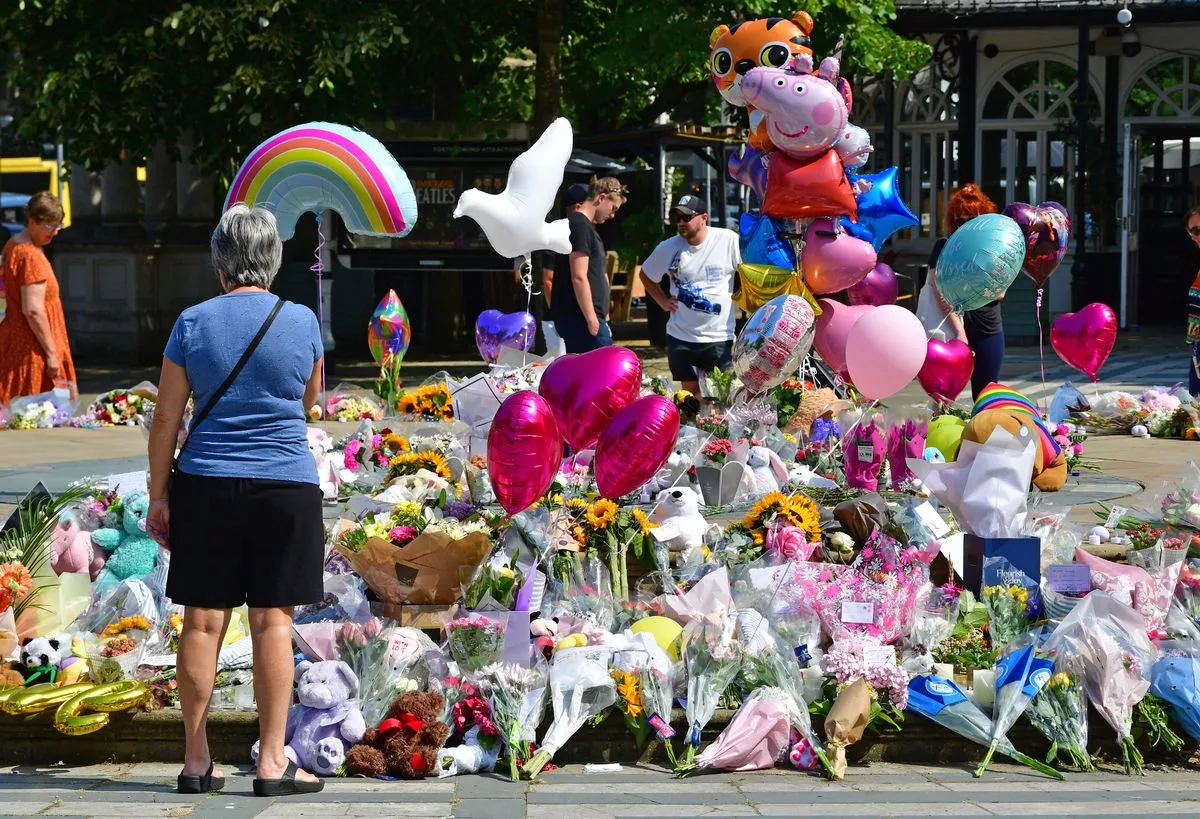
[0,191,76,404]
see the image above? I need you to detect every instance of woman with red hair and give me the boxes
[920,184,1005,401]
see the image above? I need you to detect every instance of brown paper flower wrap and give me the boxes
[823,677,871,779]
[338,531,491,606]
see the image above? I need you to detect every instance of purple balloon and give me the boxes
[475,309,536,364]
[846,262,900,307]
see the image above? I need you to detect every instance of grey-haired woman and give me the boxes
[146,204,326,797]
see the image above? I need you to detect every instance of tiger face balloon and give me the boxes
[709,11,815,108]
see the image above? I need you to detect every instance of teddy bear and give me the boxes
[745,446,789,495]
[960,383,1067,492]
[17,636,66,685]
[346,690,450,779]
[0,664,24,688]
[92,492,161,594]
[50,515,106,580]
[649,487,708,564]
[251,660,366,776]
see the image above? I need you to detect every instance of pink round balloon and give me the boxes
[813,299,871,373]
[844,305,928,400]
[1051,302,1117,382]
[917,339,974,405]
[846,262,899,307]
[594,395,680,499]
[487,391,563,515]
[538,346,642,451]
[802,217,878,295]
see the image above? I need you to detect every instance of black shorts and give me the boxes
[166,471,325,609]
[666,335,733,382]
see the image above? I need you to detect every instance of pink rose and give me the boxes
[1072,443,1084,456]
[1056,424,1071,436]
[766,523,815,562]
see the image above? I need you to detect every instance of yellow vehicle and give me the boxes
[0,155,71,227]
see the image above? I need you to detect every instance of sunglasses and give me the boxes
[40,222,63,232]
[1189,226,1200,237]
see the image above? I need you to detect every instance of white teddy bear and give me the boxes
[639,449,697,503]
[648,487,708,564]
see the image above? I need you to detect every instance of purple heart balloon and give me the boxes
[846,262,899,307]
[475,309,537,364]
[1002,201,1071,290]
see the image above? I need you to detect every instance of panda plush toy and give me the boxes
[18,636,64,685]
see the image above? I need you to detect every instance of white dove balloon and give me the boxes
[453,117,574,260]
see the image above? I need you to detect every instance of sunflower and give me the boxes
[382,433,410,453]
[612,670,644,718]
[389,450,451,479]
[742,491,821,542]
[630,508,658,535]
[571,525,588,548]
[586,499,618,530]
[564,497,589,515]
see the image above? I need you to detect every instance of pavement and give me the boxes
[2,761,1200,819]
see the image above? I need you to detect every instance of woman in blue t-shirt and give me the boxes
[146,205,325,797]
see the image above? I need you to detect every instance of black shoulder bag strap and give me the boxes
[173,297,286,470]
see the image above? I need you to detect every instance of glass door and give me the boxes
[1135,128,1200,326]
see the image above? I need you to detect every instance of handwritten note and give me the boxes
[841,601,876,625]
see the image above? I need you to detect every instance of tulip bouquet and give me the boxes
[477,663,547,780]
[444,614,506,673]
[336,618,393,724]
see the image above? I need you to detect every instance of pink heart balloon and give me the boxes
[487,391,563,515]
[1051,302,1117,382]
[917,339,974,405]
[846,262,899,307]
[813,299,871,373]
[594,395,680,499]
[538,346,643,451]
[802,217,878,295]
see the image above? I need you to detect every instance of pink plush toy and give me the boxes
[50,516,106,581]
[844,419,885,491]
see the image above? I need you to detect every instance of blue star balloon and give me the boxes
[841,166,920,251]
[739,212,795,269]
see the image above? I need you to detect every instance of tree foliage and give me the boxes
[1,0,931,173]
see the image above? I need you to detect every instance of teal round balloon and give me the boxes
[934,213,1026,313]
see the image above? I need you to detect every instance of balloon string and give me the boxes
[311,213,328,432]
[1036,288,1046,412]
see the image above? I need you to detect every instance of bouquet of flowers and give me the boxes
[981,556,1040,648]
[394,383,454,420]
[699,438,734,466]
[10,398,68,429]
[679,687,791,776]
[336,618,393,725]
[521,645,615,778]
[1149,643,1200,744]
[1045,591,1156,774]
[974,637,1061,778]
[676,618,745,773]
[477,663,547,780]
[901,587,960,675]
[0,560,34,615]
[640,662,679,767]
[1026,661,1094,771]
[444,614,506,673]
[74,389,153,427]
[1176,560,1200,627]
[323,392,384,423]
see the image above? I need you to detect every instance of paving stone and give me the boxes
[757,804,989,817]
[452,798,527,819]
[0,804,58,817]
[526,808,757,819]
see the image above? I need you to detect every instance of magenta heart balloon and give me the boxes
[1051,302,1117,382]
[846,262,899,307]
[917,339,974,405]
[475,309,536,364]
[538,346,642,451]
[487,391,563,515]
[1002,201,1071,290]
[594,395,680,499]
[802,217,878,295]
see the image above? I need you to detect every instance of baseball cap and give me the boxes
[564,183,590,206]
[670,194,708,217]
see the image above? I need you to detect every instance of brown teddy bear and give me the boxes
[960,383,1067,492]
[0,664,25,689]
[345,691,449,779]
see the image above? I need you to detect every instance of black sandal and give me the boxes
[253,760,324,797]
[177,760,225,794]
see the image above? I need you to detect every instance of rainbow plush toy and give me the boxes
[961,382,1067,492]
[224,122,418,241]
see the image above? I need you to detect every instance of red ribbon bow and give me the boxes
[378,712,425,736]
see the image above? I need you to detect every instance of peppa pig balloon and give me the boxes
[741,57,851,162]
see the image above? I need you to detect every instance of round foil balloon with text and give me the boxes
[594,395,680,499]
[932,213,1025,313]
[487,391,563,515]
[732,295,816,393]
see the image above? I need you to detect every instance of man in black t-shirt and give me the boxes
[550,177,627,353]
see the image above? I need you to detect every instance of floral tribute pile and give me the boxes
[4,355,1200,784]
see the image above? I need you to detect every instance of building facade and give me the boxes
[859,0,1200,341]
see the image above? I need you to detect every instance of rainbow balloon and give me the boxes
[224,122,418,241]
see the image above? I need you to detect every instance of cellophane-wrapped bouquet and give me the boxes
[676,618,744,773]
[522,645,615,778]
[981,556,1041,648]
[444,614,506,673]
[1026,658,1095,771]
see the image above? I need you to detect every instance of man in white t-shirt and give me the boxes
[639,194,741,394]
